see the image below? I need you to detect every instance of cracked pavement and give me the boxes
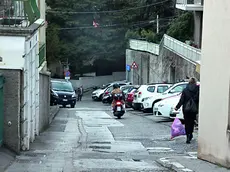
[6,96,199,172]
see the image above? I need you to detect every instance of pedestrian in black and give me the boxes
[175,77,199,144]
[77,86,83,101]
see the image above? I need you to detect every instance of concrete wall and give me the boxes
[161,48,200,82]
[193,11,203,48]
[39,72,50,133]
[126,48,200,84]
[126,49,150,85]
[52,72,126,89]
[0,69,22,154]
[0,36,25,69]
[198,0,230,168]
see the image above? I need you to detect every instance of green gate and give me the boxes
[0,74,4,146]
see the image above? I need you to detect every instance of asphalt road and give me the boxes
[6,95,198,172]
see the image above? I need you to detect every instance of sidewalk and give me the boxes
[157,153,230,172]
[6,108,81,172]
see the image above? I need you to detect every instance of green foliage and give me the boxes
[46,0,175,75]
[166,12,194,42]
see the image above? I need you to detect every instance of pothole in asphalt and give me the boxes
[89,146,111,149]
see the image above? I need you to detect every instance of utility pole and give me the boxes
[157,15,159,34]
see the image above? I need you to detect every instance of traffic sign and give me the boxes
[65,71,70,77]
[131,61,138,69]
[126,65,131,71]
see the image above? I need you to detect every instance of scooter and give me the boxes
[113,93,125,119]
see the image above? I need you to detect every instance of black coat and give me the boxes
[176,84,200,113]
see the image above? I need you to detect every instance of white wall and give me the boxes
[198,0,230,168]
[0,36,25,69]
[53,72,126,89]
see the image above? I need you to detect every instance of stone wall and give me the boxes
[39,71,51,133]
[126,48,200,85]
[0,69,22,154]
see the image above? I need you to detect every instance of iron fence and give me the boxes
[0,0,40,27]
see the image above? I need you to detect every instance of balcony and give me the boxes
[176,0,203,11]
[39,43,46,67]
[0,0,40,28]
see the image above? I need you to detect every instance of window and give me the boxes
[106,86,113,92]
[51,82,74,92]
[157,86,169,93]
[169,84,187,93]
[147,86,155,93]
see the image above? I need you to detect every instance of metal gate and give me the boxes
[0,74,4,146]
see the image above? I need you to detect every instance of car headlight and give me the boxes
[53,91,58,97]
[72,92,76,98]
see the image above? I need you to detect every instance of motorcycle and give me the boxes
[113,93,125,119]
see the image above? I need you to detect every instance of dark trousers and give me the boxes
[78,95,82,101]
[183,113,196,135]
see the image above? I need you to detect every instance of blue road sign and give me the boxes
[126,65,130,71]
[65,71,70,77]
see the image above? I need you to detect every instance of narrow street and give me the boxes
[6,95,198,172]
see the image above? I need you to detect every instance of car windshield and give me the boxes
[52,82,74,92]
[101,84,110,89]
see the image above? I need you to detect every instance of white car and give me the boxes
[142,82,188,112]
[92,82,131,100]
[132,84,171,111]
[154,94,183,119]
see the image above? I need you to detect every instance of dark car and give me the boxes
[50,80,77,108]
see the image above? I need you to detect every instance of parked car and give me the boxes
[132,83,171,111]
[92,81,130,101]
[153,93,182,119]
[125,87,139,107]
[141,82,188,113]
[50,80,77,108]
[101,83,134,103]
[150,82,200,115]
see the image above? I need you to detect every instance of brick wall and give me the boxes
[0,69,22,154]
[39,72,50,133]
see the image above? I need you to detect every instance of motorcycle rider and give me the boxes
[111,83,125,112]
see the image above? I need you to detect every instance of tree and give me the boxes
[46,0,176,75]
[166,12,194,42]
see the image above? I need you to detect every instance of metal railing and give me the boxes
[129,34,201,64]
[129,39,159,55]
[176,0,202,5]
[163,34,201,63]
[0,0,40,27]
[39,43,46,67]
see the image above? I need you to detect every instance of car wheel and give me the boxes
[99,94,103,101]
[71,104,75,108]
[63,105,66,108]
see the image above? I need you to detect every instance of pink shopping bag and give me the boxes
[171,118,186,139]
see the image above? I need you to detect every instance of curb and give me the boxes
[49,105,60,124]
[156,157,194,172]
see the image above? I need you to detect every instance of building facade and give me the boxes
[0,0,49,153]
[198,0,230,168]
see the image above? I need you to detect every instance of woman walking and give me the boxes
[175,77,199,144]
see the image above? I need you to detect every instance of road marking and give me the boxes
[159,157,194,172]
[146,147,174,153]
